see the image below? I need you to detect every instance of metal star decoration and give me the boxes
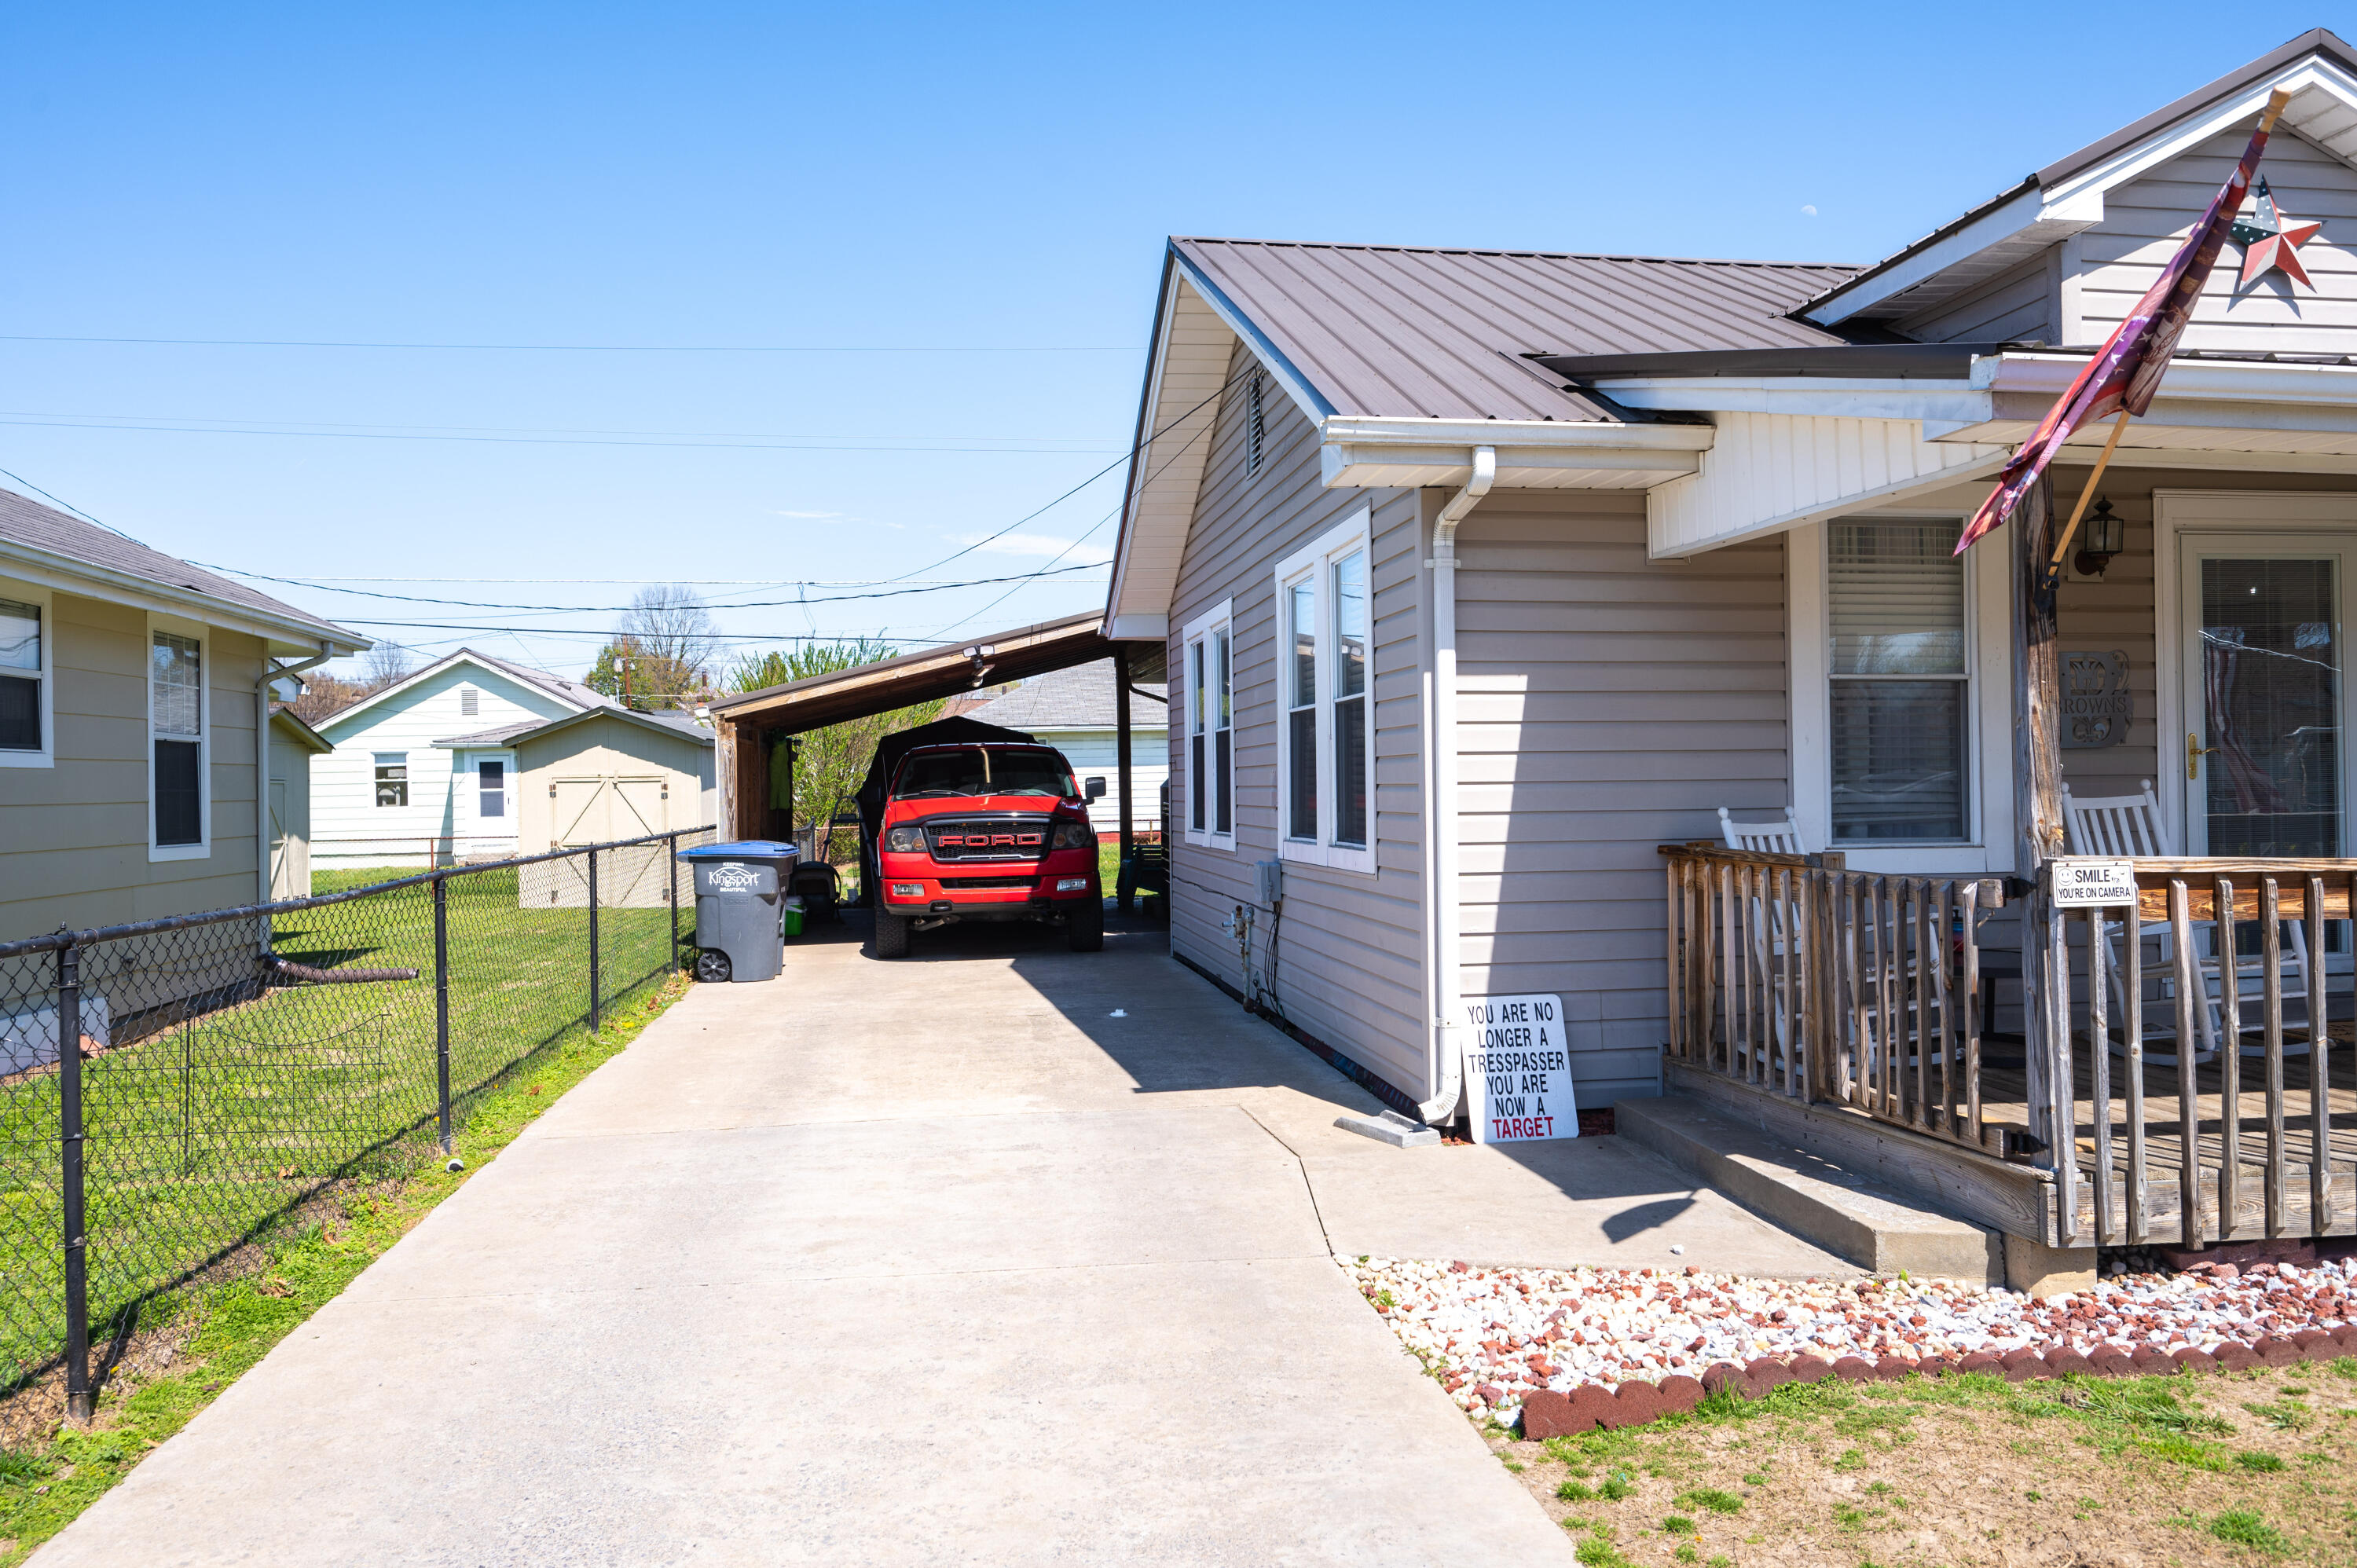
[2231,177,2323,288]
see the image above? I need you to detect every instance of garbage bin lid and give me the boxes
[677,840,801,862]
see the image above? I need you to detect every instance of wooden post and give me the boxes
[2012,474,2066,1176]
[1114,647,1135,910]
[716,720,737,841]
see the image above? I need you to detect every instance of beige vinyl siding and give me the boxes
[0,590,264,940]
[1452,490,1788,1105]
[2077,126,2357,352]
[1897,250,2058,343]
[1166,341,1428,1098]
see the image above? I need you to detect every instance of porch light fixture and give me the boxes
[2073,498,2123,578]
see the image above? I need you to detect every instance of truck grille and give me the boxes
[922,815,1052,863]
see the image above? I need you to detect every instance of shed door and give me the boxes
[552,777,607,846]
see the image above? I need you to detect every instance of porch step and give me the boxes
[1615,1094,2002,1283]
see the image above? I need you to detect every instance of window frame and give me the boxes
[1180,598,1235,851]
[0,579,55,770]
[1272,507,1377,875]
[1791,511,2013,873]
[146,614,211,861]
[476,754,510,822]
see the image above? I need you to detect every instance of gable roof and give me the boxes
[269,707,335,753]
[0,487,364,655]
[317,647,612,731]
[1801,28,2357,326]
[431,705,712,751]
[961,662,1168,732]
[1171,237,1862,424]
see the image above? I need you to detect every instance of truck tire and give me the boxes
[1066,896,1104,952]
[874,907,911,959]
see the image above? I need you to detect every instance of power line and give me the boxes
[193,558,1108,610]
[0,408,1124,446]
[2,335,1143,353]
[0,417,1120,456]
[0,470,146,545]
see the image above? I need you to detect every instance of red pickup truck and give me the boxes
[871,741,1103,958]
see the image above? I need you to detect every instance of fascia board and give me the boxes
[1318,416,1711,489]
[1589,376,1992,423]
[1316,415,1713,450]
[1977,352,2357,406]
[1168,249,1335,424]
[2044,60,2357,208]
[1802,185,2097,325]
[0,539,362,658]
[1105,613,1168,639]
[1105,260,1183,628]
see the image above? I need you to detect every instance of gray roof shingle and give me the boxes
[962,662,1168,731]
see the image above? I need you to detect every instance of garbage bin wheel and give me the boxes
[694,948,732,984]
[1066,896,1105,953]
[874,907,911,960]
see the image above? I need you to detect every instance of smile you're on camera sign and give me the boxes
[1461,994,1576,1144]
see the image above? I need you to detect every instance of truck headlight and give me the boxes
[884,826,926,853]
[1051,822,1092,849]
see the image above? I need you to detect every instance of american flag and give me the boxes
[1955,87,2292,555]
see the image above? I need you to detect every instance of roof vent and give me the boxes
[1244,373,1266,478]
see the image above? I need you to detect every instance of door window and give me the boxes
[479,759,507,819]
[2197,557,2341,856]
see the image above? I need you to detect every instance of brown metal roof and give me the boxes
[709,611,1166,735]
[1171,237,1861,423]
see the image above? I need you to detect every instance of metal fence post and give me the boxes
[587,848,601,1037]
[666,832,680,974]
[57,941,92,1424]
[433,874,453,1156]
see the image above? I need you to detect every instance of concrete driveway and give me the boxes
[37,908,1844,1566]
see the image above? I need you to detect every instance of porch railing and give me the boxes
[1662,844,2007,1156]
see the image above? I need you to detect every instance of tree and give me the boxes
[727,640,944,840]
[585,586,722,709]
[285,671,367,724]
[360,641,415,691]
[585,636,711,710]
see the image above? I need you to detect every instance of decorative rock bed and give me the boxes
[1348,1255,2357,1434]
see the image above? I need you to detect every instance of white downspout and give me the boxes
[1417,445,1494,1125]
[257,642,335,908]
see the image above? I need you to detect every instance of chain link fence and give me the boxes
[0,825,715,1433]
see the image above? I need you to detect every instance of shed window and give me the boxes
[0,597,42,753]
[1245,373,1266,478]
[1827,519,1970,842]
[152,630,205,849]
[375,753,409,808]
[1272,507,1376,873]
[1182,600,1234,848]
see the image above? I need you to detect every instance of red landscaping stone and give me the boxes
[1568,1384,1618,1426]
[2130,1346,2176,1376]
[2215,1342,2262,1372]
[1957,1351,2003,1376]
[1700,1362,1747,1396]
[1746,1358,1794,1394]
[1519,1391,1591,1441]
[2256,1335,2304,1368]
[1788,1354,1833,1383]
[1831,1356,1875,1382]
[2173,1346,2216,1373]
[2293,1329,2332,1357]
[2087,1346,2135,1376]
[2331,1324,2357,1353]
[1655,1375,1704,1414]
[1475,1383,1506,1402]
[2047,1347,2095,1377]
[1609,1383,1665,1429]
[1871,1356,1917,1382]
[2000,1348,2046,1382]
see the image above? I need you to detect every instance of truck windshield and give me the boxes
[894,749,1074,800]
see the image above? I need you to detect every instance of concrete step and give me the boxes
[1615,1094,2001,1283]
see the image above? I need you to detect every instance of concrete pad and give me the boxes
[1615,1094,2000,1281]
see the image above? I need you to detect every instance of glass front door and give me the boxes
[2182,541,2348,856]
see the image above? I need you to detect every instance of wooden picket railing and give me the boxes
[1662,844,2007,1154]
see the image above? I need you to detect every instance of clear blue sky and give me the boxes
[4,4,2328,682]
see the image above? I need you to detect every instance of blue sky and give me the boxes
[3,4,2329,681]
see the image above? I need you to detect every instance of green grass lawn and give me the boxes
[0,861,687,1386]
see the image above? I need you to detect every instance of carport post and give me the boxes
[1114,647,1135,910]
[587,848,601,1037]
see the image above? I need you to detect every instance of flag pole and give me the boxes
[2047,410,2132,581]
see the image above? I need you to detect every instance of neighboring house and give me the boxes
[1104,27,2357,1125]
[268,706,333,899]
[312,649,614,868]
[959,662,1168,836]
[435,705,715,849]
[0,488,365,941]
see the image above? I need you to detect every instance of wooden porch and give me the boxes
[1662,844,2357,1249]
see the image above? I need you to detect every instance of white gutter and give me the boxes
[1418,445,1494,1126]
[257,643,335,911]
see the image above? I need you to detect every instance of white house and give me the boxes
[960,661,1168,837]
[313,649,614,869]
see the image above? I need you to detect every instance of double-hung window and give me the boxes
[1181,599,1233,848]
[150,625,207,855]
[0,589,49,766]
[1827,518,1970,843]
[1274,507,1376,873]
[375,753,410,808]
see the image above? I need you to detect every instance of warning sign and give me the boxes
[1461,994,1577,1145]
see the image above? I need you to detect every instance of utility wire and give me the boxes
[2,335,1142,353]
[0,417,1119,456]
[193,558,1107,610]
[0,469,146,545]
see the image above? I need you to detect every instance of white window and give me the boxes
[1181,599,1234,848]
[460,685,479,717]
[1273,507,1376,874]
[375,752,409,808]
[148,621,208,859]
[1244,373,1266,478]
[478,757,506,819]
[0,585,53,768]
[1825,518,1971,844]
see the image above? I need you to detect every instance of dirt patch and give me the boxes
[1481,1362,2357,1566]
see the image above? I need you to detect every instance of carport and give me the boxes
[707,610,1168,903]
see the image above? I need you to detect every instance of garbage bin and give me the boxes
[676,841,800,983]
